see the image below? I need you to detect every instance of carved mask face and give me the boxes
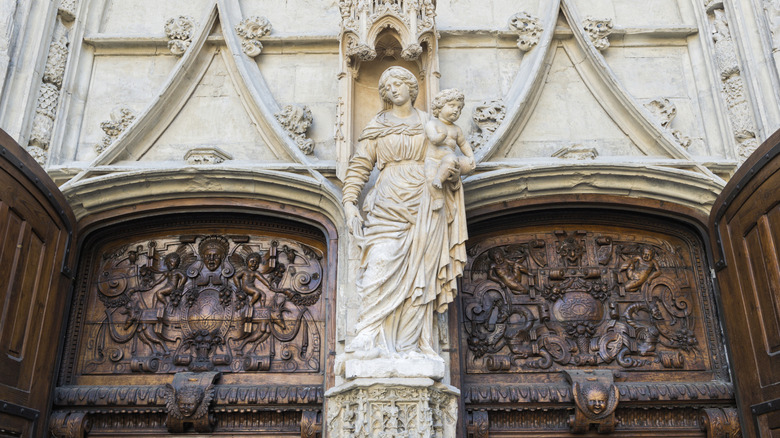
[385,78,411,106]
[586,388,608,415]
[204,248,224,271]
[177,387,204,417]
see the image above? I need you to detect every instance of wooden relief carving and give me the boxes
[462,226,712,374]
[78,233,323,375]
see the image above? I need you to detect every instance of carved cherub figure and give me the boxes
[571,378,619,433]
[425,89,475,200]
[150,253,187,307]
[487,247,529,294]
[233,252,275,307]
[164,382,216,432]
[620,246,661,292]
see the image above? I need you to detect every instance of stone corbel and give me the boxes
[509,12,542,51]
[583,17,614,51]
[235,16,272,57]
[164,371,220,433]
[165,16,197,56]
[699,407,741,438]
[275,104,315,155]
[49,411,91,438]
[566,369,619,434]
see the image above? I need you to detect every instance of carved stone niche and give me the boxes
[458,209,738,436]
[336,0,440,178]
[53,213,330,435]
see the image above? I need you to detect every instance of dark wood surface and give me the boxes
[0,129,76,438]
[710,128,780,437]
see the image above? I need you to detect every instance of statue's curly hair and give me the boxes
[378,66,419,105]
[431,88,464,117]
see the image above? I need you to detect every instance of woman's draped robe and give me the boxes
[342,110,468,358]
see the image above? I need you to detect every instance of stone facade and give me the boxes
[1,0,777,436]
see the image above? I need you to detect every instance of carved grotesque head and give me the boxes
[378,66,419,106]
[176,386,205,417]
[164,252,181,270]
[557,237,583,266]
[246,252,262,271]
[198,237,229,272]
[584,384,609,415]
[641,247,654,262]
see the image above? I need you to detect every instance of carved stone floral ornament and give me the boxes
[468,99,506,149]
[165,16,197,56]
[235,16,272,57]
[509,12,543,51]
[583,17,614,51]
[275,104,315,154]
[94,106,136,154]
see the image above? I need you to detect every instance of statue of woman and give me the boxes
[342,66,468,362]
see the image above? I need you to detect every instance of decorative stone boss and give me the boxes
[342,66,475,379]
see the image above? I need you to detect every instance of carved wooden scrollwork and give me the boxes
[462,225,710,373]
[79,233,324,375]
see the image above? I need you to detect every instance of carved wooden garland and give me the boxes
[81,233,324,375]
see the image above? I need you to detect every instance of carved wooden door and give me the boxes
[0,130,77,437]
[710,129,780,437]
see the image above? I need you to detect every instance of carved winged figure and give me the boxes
[164,382,215,420]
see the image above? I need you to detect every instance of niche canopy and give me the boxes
[336,0,441,178]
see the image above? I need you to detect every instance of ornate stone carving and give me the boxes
[509,12,542,51]
[326,380,458,438]
[184,147,232,164]
[462,228,710,373]
[699,407,742,437]
[339,0,436,64]
[644,99,692,148]
[566,370,619,434]
[58,0,78,22]
[552,145,599,160]
[275,104,314,155]
[164,16,196,56]
[49,411,91,438]
[79,233,323,374]
[27,22,70,163]
[707,6,759,161]
[468,99,506,149]
[164,372,219,433]
[235,16,272,57]
[583,17,614,51]
[94,106,136,154]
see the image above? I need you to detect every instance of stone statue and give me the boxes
[342,66,468,368]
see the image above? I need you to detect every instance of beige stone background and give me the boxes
[1,0,779,384]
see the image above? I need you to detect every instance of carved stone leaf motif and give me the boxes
[94,106,136,154]
[461,226,708,374]
[583,17,614,51]
[468,99,506,149]
[81,234,324,375]
[509,12,542,51]
[235,16,272,57]
[275,104,315,154]
[165,16,197,56]
[644,98,692,149]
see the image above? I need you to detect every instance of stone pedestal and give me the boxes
[344,357,446,380]
[325,378,459,438]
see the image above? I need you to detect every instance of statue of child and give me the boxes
[425,89,475,209]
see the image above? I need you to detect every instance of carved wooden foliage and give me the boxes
[75,231,324,376]
[461,217,721,375]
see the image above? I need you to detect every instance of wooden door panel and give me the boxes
[711,129,780,437]
[0,130,75,438]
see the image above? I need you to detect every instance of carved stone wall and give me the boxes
[53,213,328,435]
[458,209,738,436]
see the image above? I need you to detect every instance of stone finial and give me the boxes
[235,16,272,57]
[583,17,613,51]
[509,12,542,51]
[275,104,314,155]
[165,16,197,56]
[94,106,136,154]
[468,99,506,149]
